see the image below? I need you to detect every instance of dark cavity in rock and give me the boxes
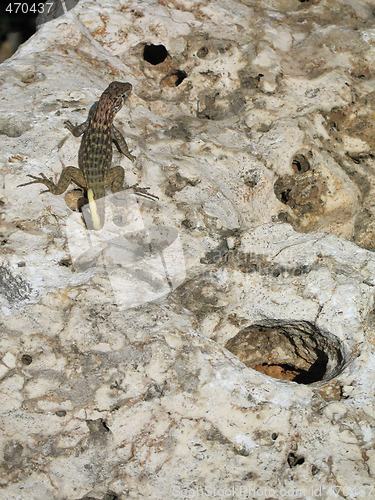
[143,43,168,65]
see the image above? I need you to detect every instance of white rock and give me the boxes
[0,0,375,497]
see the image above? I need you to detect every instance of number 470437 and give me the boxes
[5,3,54,14]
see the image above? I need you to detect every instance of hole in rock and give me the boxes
[312,465,320,475]
[292,153,310,172]
[197,46,209,58]
[143,44,168,65]
[173,70,187,86]
[280,189,291,203]
[21,354,32,365]
[287,452,305,467]
[243,472,254,480]
[225,320,347,384]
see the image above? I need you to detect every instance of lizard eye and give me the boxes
[113,97,124,110]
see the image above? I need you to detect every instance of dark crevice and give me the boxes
[101,420,110,432]
[293,351,328,383]
[255,357,327,384]
[280,189,291,203]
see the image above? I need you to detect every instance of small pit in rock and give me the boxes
[173,70,187,86]
[292,153,310,172]
[225,320,347,384]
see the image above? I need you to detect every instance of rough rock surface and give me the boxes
[1,0,375,498]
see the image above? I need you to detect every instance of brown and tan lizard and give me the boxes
[19,81,154,230]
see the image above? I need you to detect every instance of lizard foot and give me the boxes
[127,152,136,163]
[18,173,53,191]
[127,183,159,201]
[64,120,76,132]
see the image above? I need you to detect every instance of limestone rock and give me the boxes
[1,0,375,498]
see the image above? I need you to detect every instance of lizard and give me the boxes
[19,81,154,230]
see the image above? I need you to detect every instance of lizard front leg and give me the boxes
[18,166,86,194]
[64,120,89,137]
[64,101,98,136]
[112,125,136,162]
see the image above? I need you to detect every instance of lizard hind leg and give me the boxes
[106,165,159,201]
[18,166,85,195]
[106,165,125,193]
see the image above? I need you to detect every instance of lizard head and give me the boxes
[93,82,133,126]
[106,81,133,114]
